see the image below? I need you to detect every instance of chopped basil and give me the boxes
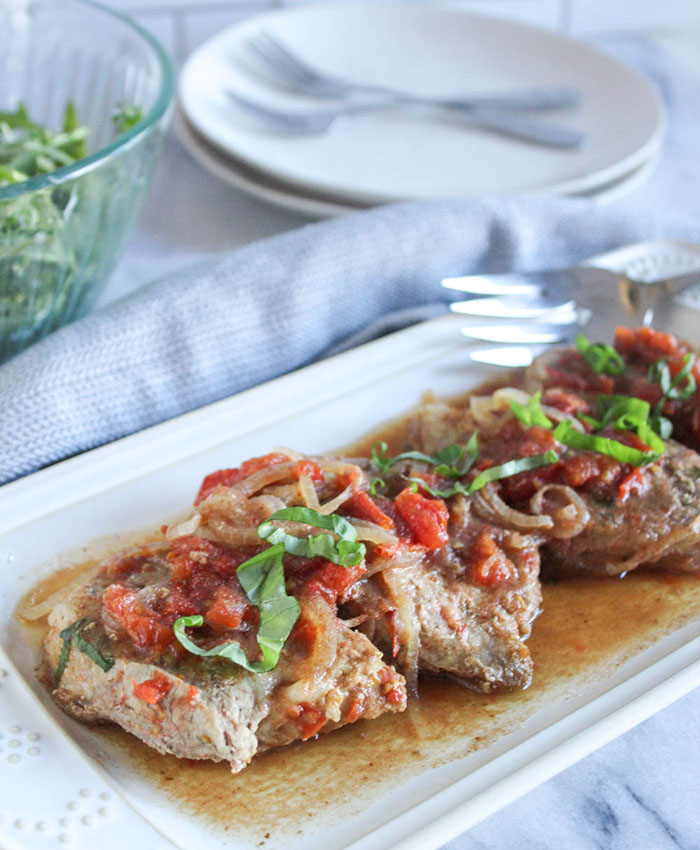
[410,450,558,498]
[553,420,662,467]
[510,391,553,429]
[369,477,385,496]
[407,477,468,499]
[371,434,479,480]
[576,334,626,376]
[649,354,697,417]
[257,507,366,567]
[467,451,559,493]
[174,543,300,673]
[55,618,114,686]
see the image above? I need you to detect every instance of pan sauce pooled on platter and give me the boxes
[22,325,700,777]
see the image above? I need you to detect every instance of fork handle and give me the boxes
[463,109,586,150]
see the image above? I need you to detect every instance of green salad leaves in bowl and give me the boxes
[0,0,174,362]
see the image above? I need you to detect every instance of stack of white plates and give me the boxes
[177,3,666,217]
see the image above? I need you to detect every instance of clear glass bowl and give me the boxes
[0,0,174,362]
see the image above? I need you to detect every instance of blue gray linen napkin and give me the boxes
[1,196,699,485]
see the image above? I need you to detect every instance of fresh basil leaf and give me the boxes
[407,477,469,499]
[55,618,114,685]
[468,451,559,493]
[649,414,673,439]
[510,391,553,429]
[553,420,662,466]
[73,630,114,673]
[576,334,626,376]
[369,477,385,496]
[371,441,393,474]
[372,434,479,480]
[649,354,697,417]
[174,543,300,673]
[258,507,366,567]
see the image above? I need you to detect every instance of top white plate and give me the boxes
[179,2,666,204]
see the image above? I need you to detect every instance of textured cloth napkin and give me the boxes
[2,37,700,485]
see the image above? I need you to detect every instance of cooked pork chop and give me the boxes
[407,389,700,579]
[541,440,700,577]
[342,503,541,692]
[43,537,406,773]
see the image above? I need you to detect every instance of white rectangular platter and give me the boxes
[2,313,700,850]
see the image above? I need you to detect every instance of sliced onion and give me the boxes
[529,484,590,539]
[230,462,295,497]
[165,513,201,540]
[298,473,321,510]
[350,521,398,546]
[317,484,354,516]
[18,566,99,621]
[473,484,553,531]
[270,446,304,462]
[248,494,287,517]
[380,568,420,695]
[200,517,261,547]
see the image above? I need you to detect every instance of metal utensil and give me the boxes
[226,90,587,149]
[442,265,700,366]
[246,31,580,111]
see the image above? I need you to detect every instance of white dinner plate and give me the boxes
[3,240,700,849]
[179,2,665,204]
[176,111,661,218]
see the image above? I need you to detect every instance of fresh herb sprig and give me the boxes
[174,506,369,673]
[173,543,300,674]
[510,391,553,428]
[55,618,114,685]
[576,333,626,376]
[371,433,479,480]
[258,506,366,567]
[649,354,697,416]
[409,450,559,499]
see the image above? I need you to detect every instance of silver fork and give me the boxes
[442,266,700,366]
[246,31,580,112]
[226,90,587,149]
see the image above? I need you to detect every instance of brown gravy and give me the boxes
[16,404,700,844]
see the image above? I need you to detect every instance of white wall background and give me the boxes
[105,0,700,66]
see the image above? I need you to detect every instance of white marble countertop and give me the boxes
[94,14,700,850]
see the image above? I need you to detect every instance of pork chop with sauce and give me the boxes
[408,387,700,578]
[43,531,406,773]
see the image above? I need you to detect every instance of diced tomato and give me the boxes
[160,587,200,624]
[516,425,558,457]
[542,388,589,415]
[470,530,516,587]
[290,703,327,740]
[205,585,252,631]
[194,453,290,504]
[288,617,318,657]
[344,697,364,724]
[341,490,395,530]
[394,489,449,550]
[131,674,173,705]
[293,459,324,482]
[305,561,366,605]
[167,535,248,583]
[379,667,405,706]
[385,609,401,657]
[618,468,648,502]
[103,585,173,652]
[187,685,199,705]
